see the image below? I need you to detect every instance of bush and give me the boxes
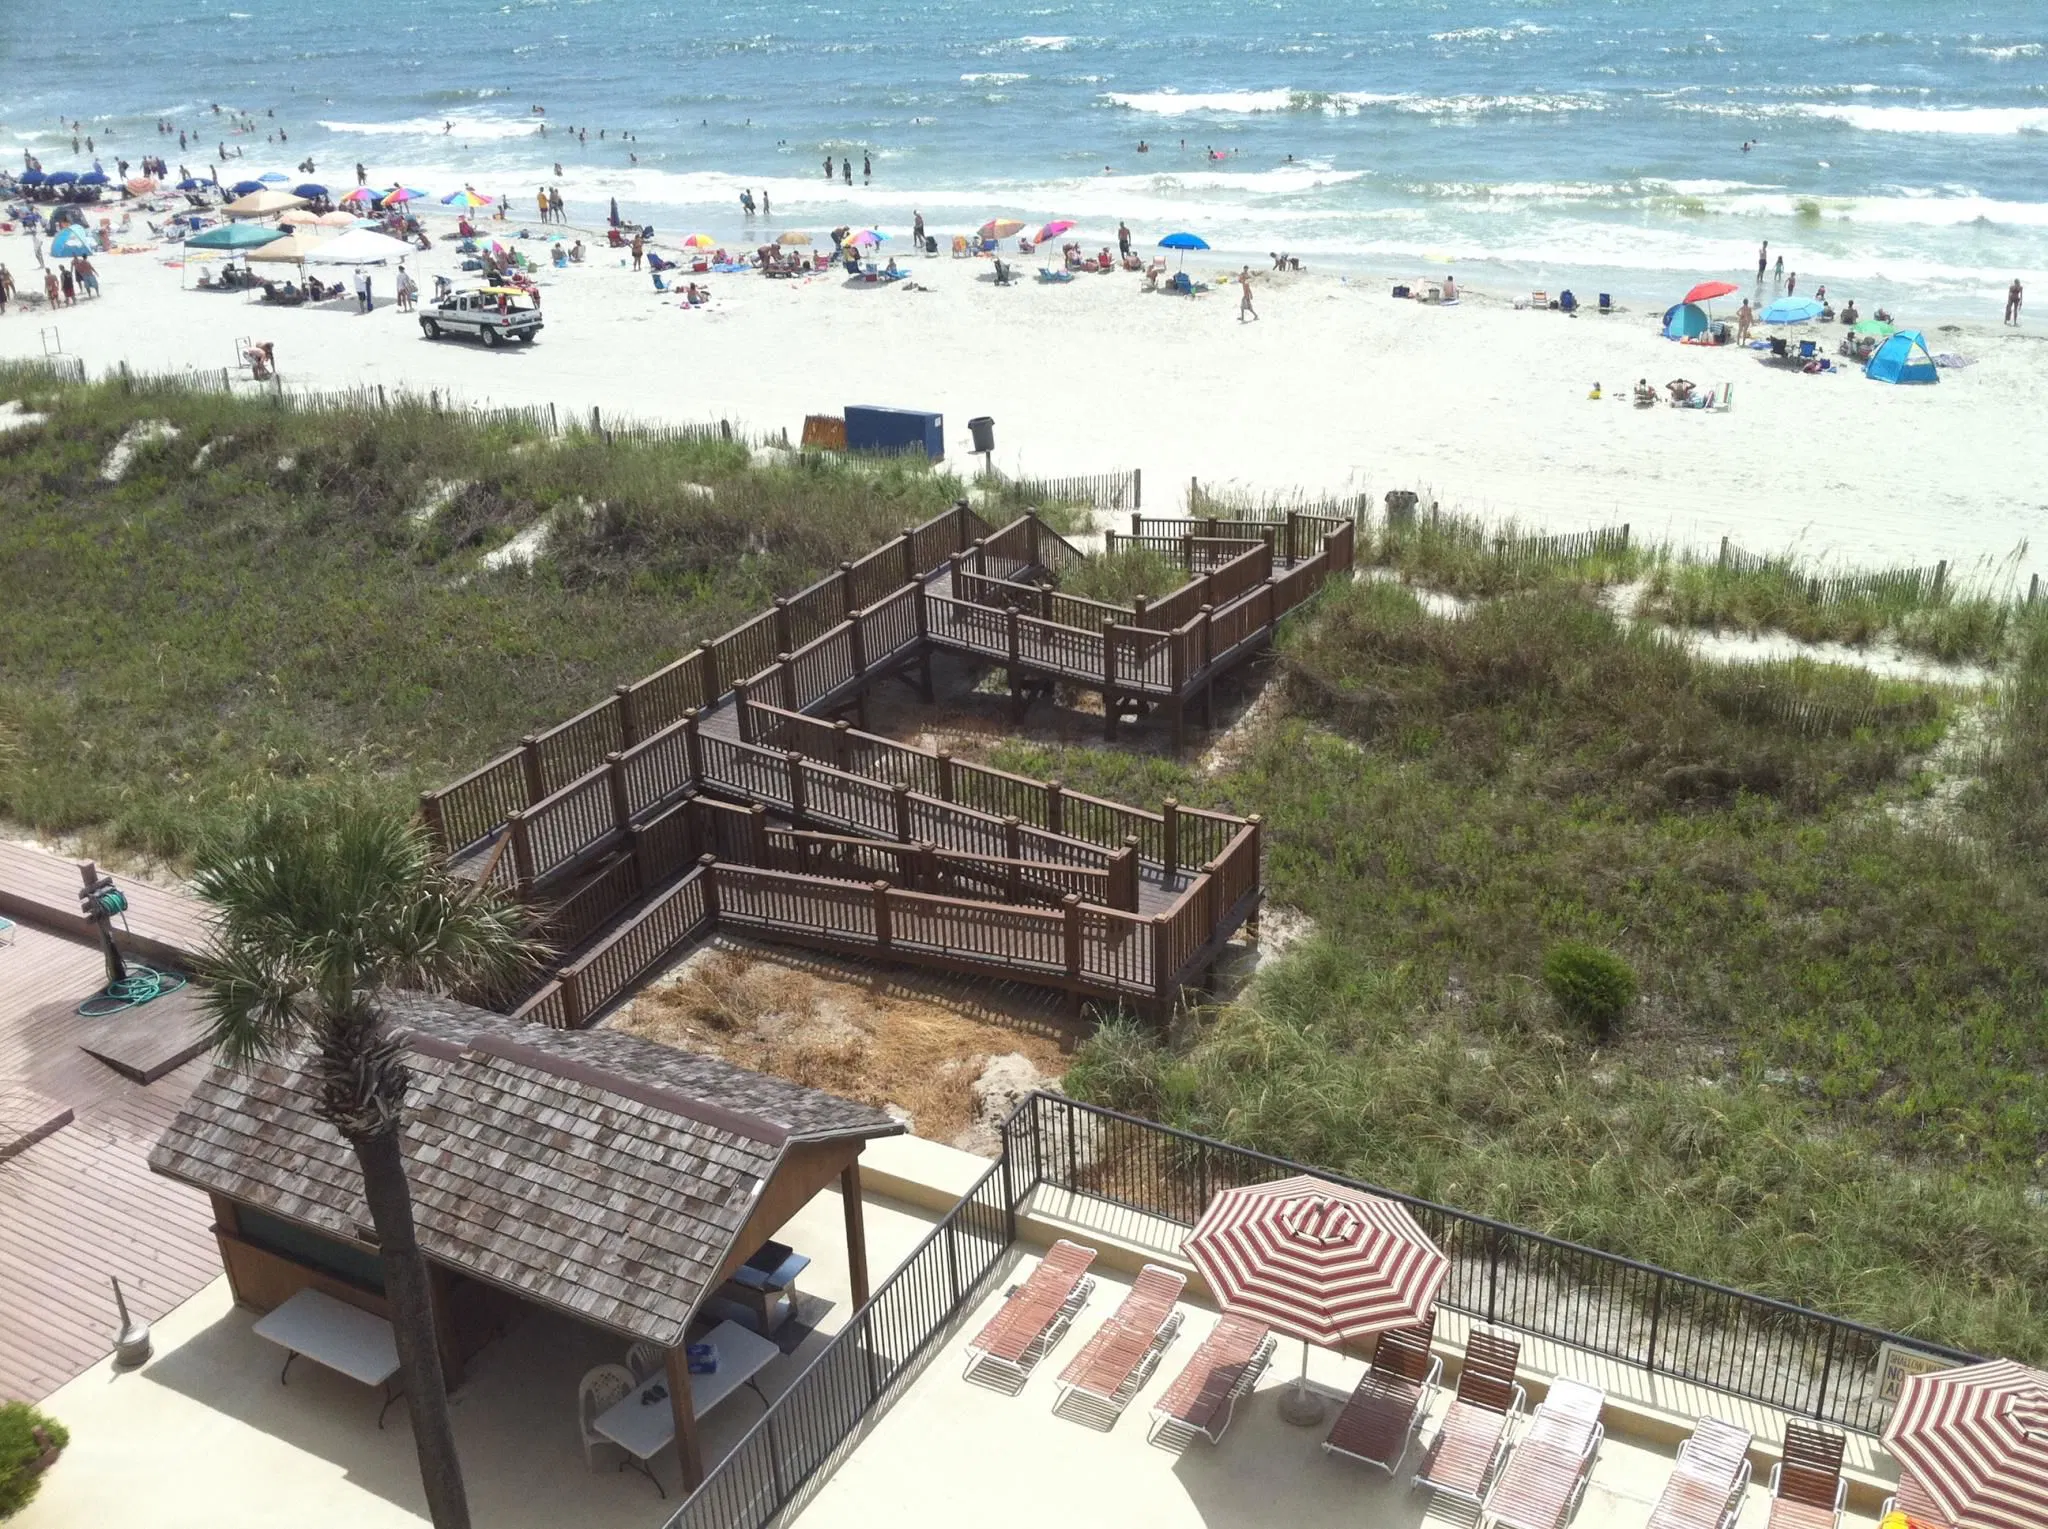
[1542,941,1636,1039]
[0,1401,69,1519]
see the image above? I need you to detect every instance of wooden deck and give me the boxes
[0,839,212,968]
[0,855,221,1401]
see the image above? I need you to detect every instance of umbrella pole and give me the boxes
[1279,1337,1326,1427]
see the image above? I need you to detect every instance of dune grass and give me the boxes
[0,369,964,864]
[1058,546,1187,607]
[997,579,2048,1359]
[1370,505,1645,597]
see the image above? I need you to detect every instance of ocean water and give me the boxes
[3,0,2043,315]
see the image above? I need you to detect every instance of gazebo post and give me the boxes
[664,1346,705,1491]
[841,1162,871,1308]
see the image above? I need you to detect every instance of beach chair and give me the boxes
[652,273,669,292]
[1052,1265,1186,1428]
[1323,1311,1441,1475]
[1148,1314,1274,1447]
[962,1239,1097,1391]
[1531,291,1548,309]
[1481,1379,1605,1529]
[1798,339,1819,361]
[1415,1330,1526,1505]
[1879,1468,1955,1529]
[1765,1422,1846,1529]
[1169,271,1195,296]
[1646,1417,1752,1529]
[1598,293,1613,314]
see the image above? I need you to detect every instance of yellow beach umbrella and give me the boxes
[980,217,1026,240]
[681,233,717,249]
[775,230,812,246]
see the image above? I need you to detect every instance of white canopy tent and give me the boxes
[300,227,418,266]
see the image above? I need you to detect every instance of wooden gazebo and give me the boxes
[149,993,901,1489]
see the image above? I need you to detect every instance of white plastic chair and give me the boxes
[625,1342,664,1382]
[578,1363,636,1471]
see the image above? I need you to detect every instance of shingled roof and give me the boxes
[149,993,899,1345]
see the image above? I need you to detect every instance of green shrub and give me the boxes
[1542,941,1637,1039]
[0,1401,69,1519]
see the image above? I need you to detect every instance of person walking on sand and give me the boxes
[1736,297,1753,343]
[57,265,74,305]
[2007,278,2024,325]
[631,231,644,270]
[1238,265,1257,322]
[549,185,563,222]
[913,209,925,249]
[1117,220,1131,260]
[355,161,367,187]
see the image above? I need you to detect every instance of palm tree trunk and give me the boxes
[351,1124,471,1529]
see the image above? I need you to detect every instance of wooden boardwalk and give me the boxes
[424,504,1354,1025]
[0,840,213,969]
[0,860,220,1400]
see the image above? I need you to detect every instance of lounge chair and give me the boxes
[1482,1379,1605,1529]
[1646,1416,1752,1529]
[1415,1330,1526,1505]
[1765,1421,1846,1529]
[1148,1313,1274,1447]
[1880,1468,1955,1529]
[1322,1311,1441,1475]
[1169,271,1195,296]
[962,1239,1097,1391]
[1052,1265,1186,1428]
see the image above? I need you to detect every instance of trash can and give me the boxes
[924,235,938,256]
[1384,490,1419,531]
[968,416,996,455]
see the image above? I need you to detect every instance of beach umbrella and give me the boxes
[185,221,286,251]
[18,167,43,185]
[79,169,109,186]
[230,179,264,196]
[609,196,621,226]
[222,188,308,219]
[176,176,207,191]
[1183,1174,1448,1425]
[1036,219,1076,244]
[1762,295,1825,324]
[258,171,288,184]
[1158,230,1209,268]
[318,210,360,227]
[1883,1359,2048,1529]
[278,208,322,226]
[339,187,376,206]
[46,170,78,186]
[847,228,885,248]
[776,230,812,245]
[979,217,1026,240]
[50,227,92,258]
[379,186,426,206]
[1683,280,1738,305]
[680,233,717,248]
[293,183,328,200]
[1850,317,1895,337]
[441,188,490,208]
[125,177,158,195]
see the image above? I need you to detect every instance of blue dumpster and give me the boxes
[843,405,944,460]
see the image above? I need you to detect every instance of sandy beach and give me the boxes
[3,217,2044,582]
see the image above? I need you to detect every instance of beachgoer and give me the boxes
[550,186,564,221]
[823,155,832,179]
[43,270,60,306]
[843,158,852,185]
[537,187,549,221]
[1238,266,1257,322]
[58,266,74,305]
[913,210,924,248]
[1840,299,1858,324]
[356,269,372,312]
[395,261,412,311]
[355,161,367,187]
[631,232,644,270]
[1117,221,1131,259]
[73,256,97,298]
[2008,278,2025,326]
[1786,271,1796,297]
[761,190,770,218]
[1736,298,1753,343]
[1443,274,1458,301]
[1772,254,1784,294]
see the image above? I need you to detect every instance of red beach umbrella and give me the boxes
[1884,1360,2048,1529]
[1183,1174,1448,1423]
[1683,280,1739,305]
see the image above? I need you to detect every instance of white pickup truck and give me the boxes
[419,287,543,346]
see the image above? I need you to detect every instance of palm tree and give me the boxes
[193,801,539,1529]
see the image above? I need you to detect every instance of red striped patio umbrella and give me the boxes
[1183,1174,1448,1423]
[1884,1360,2048,1529]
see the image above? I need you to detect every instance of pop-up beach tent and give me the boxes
[1662,301,1710,340]
[1866,330,1939,385]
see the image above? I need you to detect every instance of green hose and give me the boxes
[77,966,187,1019]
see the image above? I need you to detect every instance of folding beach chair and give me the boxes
[1322,1311,1441,1475]
[1482,1379,1605,1529]
[1766,1421,1847,1529]
[962,1239,1097,1392]
[1148,1313,1274,1447]
[1052,1265,1186,1429]
[1646,1416,1753,1529]
[1415,1330,1526,1505]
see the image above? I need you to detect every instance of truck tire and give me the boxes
[421,318,440,339]
[481,325,500,347]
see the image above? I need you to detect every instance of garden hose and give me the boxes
[76,965,187,1019]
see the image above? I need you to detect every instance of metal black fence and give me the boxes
[665,1091,1973,1528]
[1025,1094,1975,1436]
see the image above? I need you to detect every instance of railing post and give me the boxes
[508,810,535,893]
[628,823,650,893]
[604,752,631,834]
[772,596,793,655]
[919,841,940,894]
[732,678,754,744]
[838,560,858,617]
[1180,532,1193,572]
[777,654,798,713]
[701,642,723,704]
[1163,797,1181,880]
[973,537,987,578]
[1133,594,1150,630]
[954,497,972,551]
[1101,620,1118,740]
[873,880,893,950]
[1063,894,1083,979]
[935,752,955,802]
[749,803,770,866]
[682,709,704,785]
[1133,468,1142,511]
[848,610,867,677]
[786,751,807,825]
[913,580,930,643]
[1039,580,1053,622]
[833,719,853,773]
[1005,606,1023,718]
[900,528,917,588]
[1812,1325,1838,1421]
[1026,509,1041,570]
[560,967,585,1029]
[1199,604,1215,670]
[417,790,447,853]
[613,683,638,749]
[1121,838,1141,911]
[1106,528,1119,557]
[519,734,546,804]
[891,782,912,843]
[1286,509,1301,563]
[1045,779,1064,836]
[949,551,964,600]
[1643,1278,1663,1373]
[1152,913,1172,1007]
[1003,817,1023,903]
[697,853,720,922]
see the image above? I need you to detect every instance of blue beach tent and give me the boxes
[1662,301,1709,339]
[1866,330,1939,385]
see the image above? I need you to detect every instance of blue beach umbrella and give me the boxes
[18,167,44,185]
[1158,230,1209,268]
[176,176,208,190]
[1762,295,1825,325]
[230,179,264,196]
[78,169,109,186]
[258,171,288,184]
[51,227,92,257]
[46,170,78,185]
[294,183,329,199]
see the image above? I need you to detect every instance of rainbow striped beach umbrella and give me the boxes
[441,188,491,208]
